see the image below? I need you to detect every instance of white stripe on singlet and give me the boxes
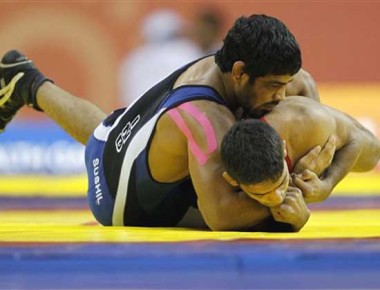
[112,108,166,226]
[93,108,130,141]
[94,95,146,142]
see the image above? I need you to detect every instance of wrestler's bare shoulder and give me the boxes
[173,56,223,90]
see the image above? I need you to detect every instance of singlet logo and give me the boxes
[115,114,140,153]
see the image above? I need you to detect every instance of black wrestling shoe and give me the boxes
[0,50,51,132]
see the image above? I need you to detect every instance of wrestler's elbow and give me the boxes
[352,137,380,172]
[373,138,380,167]
[364,149,380,172]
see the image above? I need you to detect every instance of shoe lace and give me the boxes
[0,72,24,106]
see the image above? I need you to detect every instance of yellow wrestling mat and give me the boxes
[0,209,379,243]
[0,169,379,243]
[1,171,379,196]
[1,171,379,243]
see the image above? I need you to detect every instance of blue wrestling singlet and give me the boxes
[85,58,227,227]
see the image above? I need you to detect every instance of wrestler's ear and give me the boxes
[222,171,239,187]
[231,61,246,82]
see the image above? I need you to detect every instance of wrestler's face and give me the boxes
[240,161,290,207]
[235,73,293,118]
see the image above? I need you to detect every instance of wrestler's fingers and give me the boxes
[292,176,313,196]
[300,145,321,163]
[309,145,322,158]
[292,145,321,174]
[318,135,336,166]
[296,169,317,181]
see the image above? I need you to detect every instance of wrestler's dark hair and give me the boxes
[215,14,302,83]
[221,119,284,184]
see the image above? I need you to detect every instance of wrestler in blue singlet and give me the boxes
[85,58,226,227]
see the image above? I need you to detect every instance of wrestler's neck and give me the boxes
[173,56,238,111]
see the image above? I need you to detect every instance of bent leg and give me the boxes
[37,82,107,145]
[0,50,107,144]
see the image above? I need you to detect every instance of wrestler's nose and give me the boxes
[274,87,286,102]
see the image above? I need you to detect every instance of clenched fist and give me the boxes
[269,186,311,231]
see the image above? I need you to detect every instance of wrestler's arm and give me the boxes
[347,115,380,172]
[181,101,309,231]
[320,112,380,185]
[312,140,363,201]
[286,69,320,102]
[185,103,271,230]
[294,110,380,202]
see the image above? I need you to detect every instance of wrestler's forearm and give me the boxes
[198,191,272,231]
[322,140,361,195]
[206,190,307,233]
[351,133,380,172]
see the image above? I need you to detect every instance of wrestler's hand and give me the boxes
[269,186,310,232]
[293,135,336,176]
[291,169,330,203]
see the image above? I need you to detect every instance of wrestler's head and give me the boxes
[221,119,289,207]
[215,14,301,117]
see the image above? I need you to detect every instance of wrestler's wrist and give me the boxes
[320,178,334,200]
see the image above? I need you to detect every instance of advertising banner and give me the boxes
[0,120,85,175]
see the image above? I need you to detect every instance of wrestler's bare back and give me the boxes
[265,96,379,173]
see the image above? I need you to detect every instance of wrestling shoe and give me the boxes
[0,50,51,132]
